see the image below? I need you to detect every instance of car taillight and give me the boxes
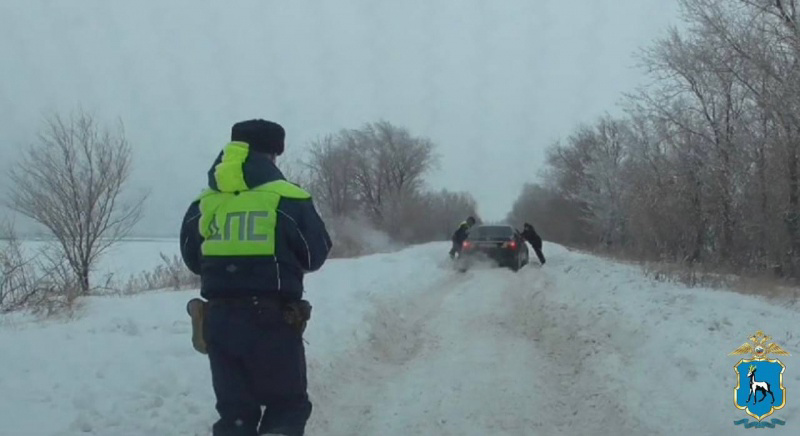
[505,240,517,249]
[462,241,471,249]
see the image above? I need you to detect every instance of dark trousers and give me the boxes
[523,233,546,265]
[204,300,311,436]
[449,241,462,258]
[532,246,545,264]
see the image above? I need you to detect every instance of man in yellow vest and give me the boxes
[449,216,476,259]
[180,119,332,436]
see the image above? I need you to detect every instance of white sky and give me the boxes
[0,0,678,236]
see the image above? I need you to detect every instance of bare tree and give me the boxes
[390,188,478,243]
[576,117,630,247]
[276,144,311,189]
[6,110,147,294]
[537,116,631,248]
[345,121,438,225]
[301,120,467,251]
[676,0,800,270]
[506,0,800,277]
[303,120,439,227]
[506,183,592,247]
[302,134,359,217]
[425,189,479,240]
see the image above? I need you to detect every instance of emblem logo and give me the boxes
[730,330,790,428]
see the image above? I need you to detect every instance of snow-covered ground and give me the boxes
[15,238,181,287]
[1,240,799,435]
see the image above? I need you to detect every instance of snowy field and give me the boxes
[1,239,799,435]
[13,238,183,287]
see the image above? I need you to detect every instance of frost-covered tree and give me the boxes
[507,0,800,275]
[7,110,147,294]
[301,120,474,249]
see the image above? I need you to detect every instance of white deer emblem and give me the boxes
[746,364,775,404]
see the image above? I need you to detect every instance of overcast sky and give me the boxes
[0,0,679,236]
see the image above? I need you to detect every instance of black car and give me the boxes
[456,224,529,272]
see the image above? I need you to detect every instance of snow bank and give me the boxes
[505,243,800,435]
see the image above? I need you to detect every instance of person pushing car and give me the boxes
[521,222,545,265]
[449,216,476,259]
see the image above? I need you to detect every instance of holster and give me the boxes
[283,299,312,334]
[187,297,311,355]
[186,298,208,354]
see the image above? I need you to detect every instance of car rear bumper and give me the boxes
[459,247,518,266]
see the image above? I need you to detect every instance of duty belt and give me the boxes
[207,296,284,309]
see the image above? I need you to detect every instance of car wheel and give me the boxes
[511,253,521,272]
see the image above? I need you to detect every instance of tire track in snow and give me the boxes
[309,249,679,435]
[307,266,471,435]
[503,267,659,435]
[311,263,559,435]
[361,270,471,365]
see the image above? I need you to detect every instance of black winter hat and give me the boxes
[231,119,285,155]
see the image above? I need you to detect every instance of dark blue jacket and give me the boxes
[180,147,332,300]
[522,225,545,264]
[452,221,470,245]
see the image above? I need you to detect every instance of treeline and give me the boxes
[294,120,478,257]
[509,0,800,276]
[1,112,476,314]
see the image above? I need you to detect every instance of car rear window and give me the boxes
[469,226,513,239]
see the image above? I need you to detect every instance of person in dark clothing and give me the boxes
[180,119,332,436]
[449,216,476,258]
[521,222,545,265]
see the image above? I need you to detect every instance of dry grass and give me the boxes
[1,227,85,317]
[117,253,200,295]
[643,260,800,305]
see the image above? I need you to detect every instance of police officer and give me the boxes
[521,222,545,265]
[180,119,332,436]
[449,216,476,259]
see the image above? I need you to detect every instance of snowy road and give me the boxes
[306,243,800,435]
[2,241,800,435]
[305,249,658,436]
[309,266,549,435]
